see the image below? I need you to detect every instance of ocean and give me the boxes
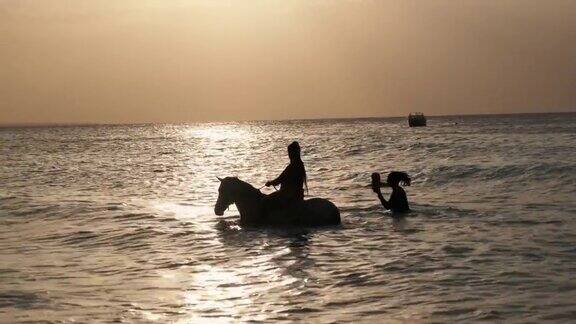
[1,113,575,322]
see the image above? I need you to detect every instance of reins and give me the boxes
[257,184,278,191]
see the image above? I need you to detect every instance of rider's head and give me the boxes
[387,171,411,188]
[288,141,301,161]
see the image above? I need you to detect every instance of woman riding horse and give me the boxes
[264,141,307,214]
[214,142,340,225]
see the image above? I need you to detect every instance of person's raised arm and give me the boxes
[372,173,391,210]
[375,187,391,210]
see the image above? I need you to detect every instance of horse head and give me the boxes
[214,176,263,217]
[214,177,235,216]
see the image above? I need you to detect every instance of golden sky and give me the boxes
[2,0,575,124]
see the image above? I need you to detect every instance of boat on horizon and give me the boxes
[408,112,427,127]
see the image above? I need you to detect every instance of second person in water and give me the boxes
[264,141,308,213]
[372,171,411,213]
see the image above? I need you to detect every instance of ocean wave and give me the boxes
[423,162,576,185]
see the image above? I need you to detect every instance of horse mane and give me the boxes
[225,177,263,197]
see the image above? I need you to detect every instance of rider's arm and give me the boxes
[268,164,290,186]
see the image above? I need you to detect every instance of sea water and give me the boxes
[1,113,575,322]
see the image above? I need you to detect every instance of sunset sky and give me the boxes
[2,0,575,124]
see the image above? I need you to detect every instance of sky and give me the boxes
[1,0,576,124]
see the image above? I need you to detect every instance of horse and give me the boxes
[214,177,341,226]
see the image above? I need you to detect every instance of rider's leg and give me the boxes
[263,190,284,216]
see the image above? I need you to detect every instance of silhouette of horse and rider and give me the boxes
[214,141,410,226]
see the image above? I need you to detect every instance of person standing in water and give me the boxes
[264,141,308,213]
[371,171,411,213]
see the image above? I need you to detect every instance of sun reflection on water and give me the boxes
[187,125,254,141]
[140,125,315,322]
[180,265,253,322]
[149,200,299,322]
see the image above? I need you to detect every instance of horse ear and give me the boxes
[217,177,223,182]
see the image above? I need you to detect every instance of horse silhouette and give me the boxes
[214,177,340,226]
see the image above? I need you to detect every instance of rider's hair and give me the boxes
[387,171,411,187]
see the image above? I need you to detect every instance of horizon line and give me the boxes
[1,110,574,128]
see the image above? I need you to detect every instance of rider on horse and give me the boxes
[264,141,307,214]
